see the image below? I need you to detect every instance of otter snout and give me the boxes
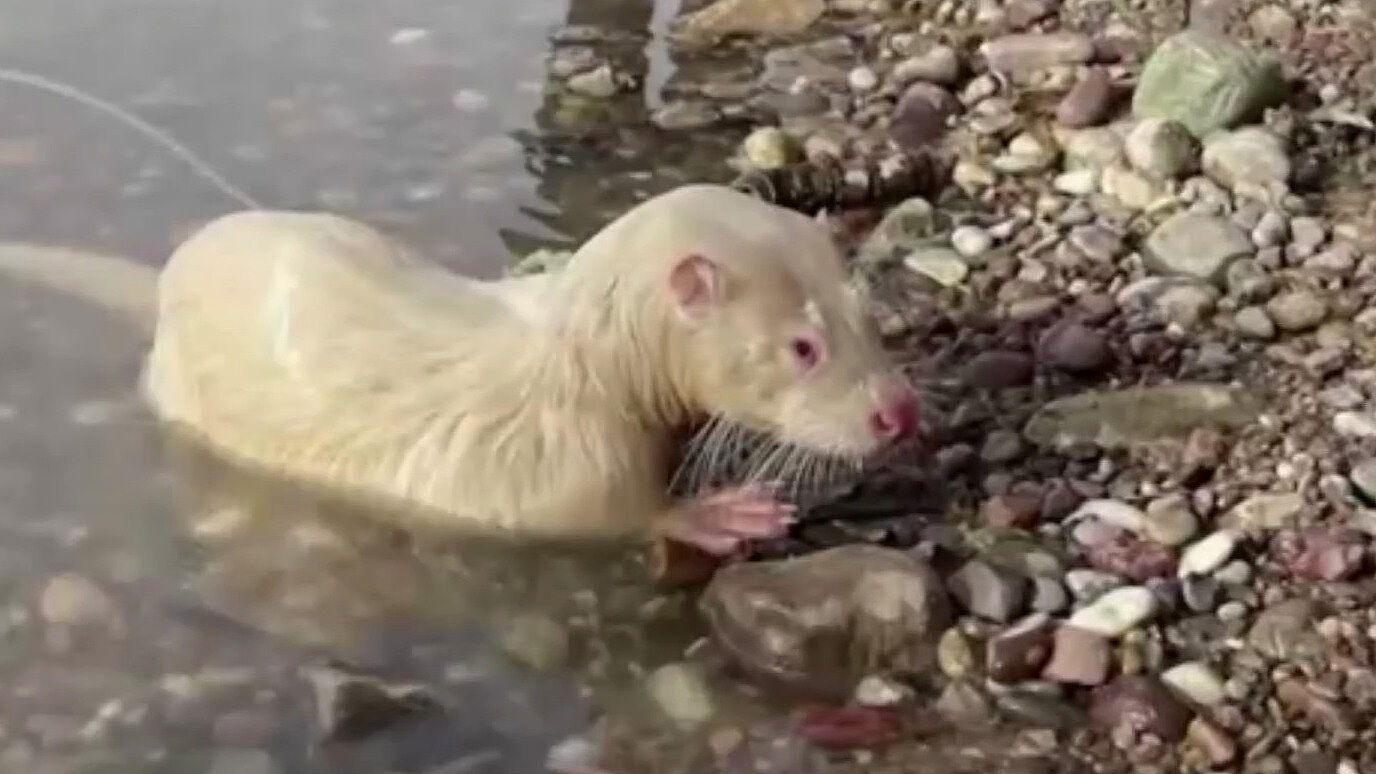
[868,378,921,445]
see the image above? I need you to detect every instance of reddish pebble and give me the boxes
[1085,533,1177,581]
[797,706,902,750]
[1274,527,1367,581]
[982,493,1042,529]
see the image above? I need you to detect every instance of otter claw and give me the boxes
[665,485,796,556]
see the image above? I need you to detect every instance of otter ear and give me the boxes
[668,253,722,321]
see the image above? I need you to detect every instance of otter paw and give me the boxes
[664,483,797,557]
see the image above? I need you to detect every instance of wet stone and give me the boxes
[1090,675,1191,744]
[1201,127,1290,191]
[1265,290,1328,332]
[981,32,1095,76]
[303,664,440,742]
[1041,624,1111,686]
[962,351,1035,389]
[1125,118,1194,179]
[1143,212,1253,284]
[1068,585,1157,637]
[1247,599,1322,661]
[1038,320,1110,373]
[1057,68,1115,128]
[1160,661,1225,706]
[889,82,959,152]
[1132,29,1285,138]
[646,662,714,729]
[947,560,1027,623]
[981,492,1039,528]
[986,614,1056,683]
[1023,384,1259,452]
[700,545,951,697]
[1225,492,1303,531]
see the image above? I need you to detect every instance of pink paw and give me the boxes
[663,483,797,557]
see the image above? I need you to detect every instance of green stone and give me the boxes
[1132,30,1286,138]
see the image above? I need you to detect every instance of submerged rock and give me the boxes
[1023,384,1260,451]
[674,0,824,40]
[303,663,440,742]
[1132,29,1286,137]
[1090,675,1191,744]
[699,544,950,698]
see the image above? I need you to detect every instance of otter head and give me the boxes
[657,189,921,466]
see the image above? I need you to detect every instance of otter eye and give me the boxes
[789,334,824,371]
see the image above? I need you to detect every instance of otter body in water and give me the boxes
[1,185,919,555]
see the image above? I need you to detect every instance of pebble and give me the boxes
[1065,569,1124,602]
[1234,306,1276,339]
[981,32,1095,76]
[1041,625,1111,685]
[1350,459,1376,502]
[1216,600,1248,623]
[1143,212,1252,284]
[1068,586,1157,637]
[986,614,1055,683]
[961,350,1034,389]
[645,663,714,729]
[1056,68,1115,128]
[889,82,959,152]
[847,66,878,92]
[1124,118,1194,179]
[1038,320,1110,372]
[566,64,619,98]
[1181,574,1219,613]
[1225,492,1303,531]
[1053,168,1098,196]
[947,560,1027,623]
[1247,598,1322,660]
[1289,216,1327,255]
[853,675,912,707]
[1143,495,1199,546]
[1069,500,1147,536]
[1160,661,1226,706]
[951,225,992,259]
[1177,530,1238,577]
[1099,164,1164,210]
[1251,211,1289,248]
[993,133,1056,174]
[651,100,722,130]
[740,126,799,170]
[39,573,124,636]
[981,492,1039,528]
[1201,127,1291,191]
[500,613,570,670]
[1187,717,1238,767]
[1265,290,1328,332]
[905,248,969,287]
[1213,560,1252,586]
[1029,576,1069,614]
[893,44,960,86]
[1334,411,1376,438]
[1067,224,1123,262]
[1089,675,1191,743]
[937,627,977,679]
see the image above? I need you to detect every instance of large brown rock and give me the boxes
[699,544,951,699]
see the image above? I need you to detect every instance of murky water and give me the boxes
[0,0,762,771]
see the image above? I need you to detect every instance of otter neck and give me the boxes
[548,247,703,431]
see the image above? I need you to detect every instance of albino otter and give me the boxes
[1,184,919,556]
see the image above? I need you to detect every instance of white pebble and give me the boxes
[848,66,879,92]
[1069,499,1148,536]
[1178,530,1239,578]
[1054,168,1098,196]
[1067,586,1157,637]
[950,226,992,258]
[853,674,912,707]
[1161,661,1226,706]
[645,663,714,729]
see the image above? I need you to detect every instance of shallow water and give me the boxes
[0,0,759,771]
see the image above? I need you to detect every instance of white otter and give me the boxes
[2,184,920,555]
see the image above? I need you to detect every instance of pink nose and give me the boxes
[870,388,921,444]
